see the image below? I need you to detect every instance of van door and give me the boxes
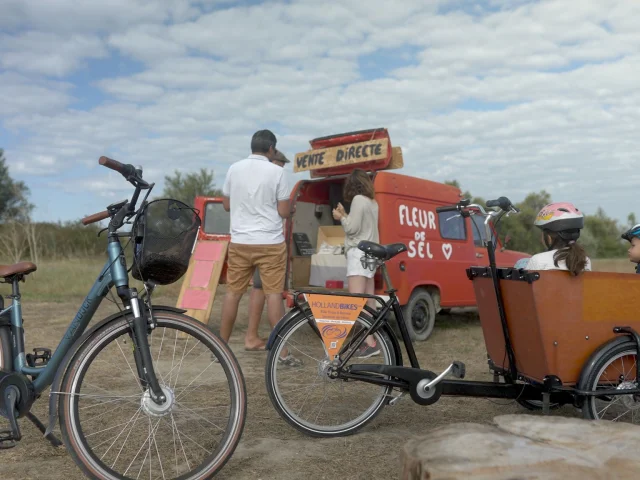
[435,208,477,306]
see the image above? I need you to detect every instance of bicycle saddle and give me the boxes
[357,241,408,260]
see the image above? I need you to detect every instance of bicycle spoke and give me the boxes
[109,409,144,467]
[171,413,191,473]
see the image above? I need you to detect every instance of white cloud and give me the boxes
[0,31,108,77]
[108,25,188,63]
[2,0,640,224]
[98,78,166,102]
[0,0,205,33]
[0,73,73,116]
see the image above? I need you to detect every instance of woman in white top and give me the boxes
[332,169,380,358]
[526,202,591,275]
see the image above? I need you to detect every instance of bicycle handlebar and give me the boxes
[99,156,136,179]
[86,156,153,231]
[435,205,459,213]
[436,196,520,251]
[436,196,519,224]
[486,196,520,213]
[81,210,110,225]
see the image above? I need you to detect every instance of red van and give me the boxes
[196,129,530,341]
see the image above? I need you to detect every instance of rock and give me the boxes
[400,414,640,480]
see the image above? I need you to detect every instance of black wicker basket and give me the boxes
[131,198,201,285]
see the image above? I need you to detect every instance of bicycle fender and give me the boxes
[45,305,187,437]
[266,306,307,351]
[576,335,636,393]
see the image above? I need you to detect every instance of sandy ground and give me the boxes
[0,287,580,480]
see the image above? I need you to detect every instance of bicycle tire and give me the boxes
[265,310,397,438]
[58,311,246,480]
[582,343,639,422]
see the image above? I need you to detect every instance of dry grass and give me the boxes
[13,257,182,302]
[591,258,635,273]
[12,256,634,303]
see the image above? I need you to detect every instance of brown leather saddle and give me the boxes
[0,262,37,279]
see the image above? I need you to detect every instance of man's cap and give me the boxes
[273,149,290,163]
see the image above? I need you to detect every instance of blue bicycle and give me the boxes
[0,157,246,479]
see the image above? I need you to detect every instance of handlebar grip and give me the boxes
[486,196,514,211]
[99,156,135,178]
[436,205,459,213]
[82,210,110,225]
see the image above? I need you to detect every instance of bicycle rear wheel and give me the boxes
[59,311,246,480]
[265,311,397,438]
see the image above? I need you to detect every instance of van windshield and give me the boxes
[203,202,230,235]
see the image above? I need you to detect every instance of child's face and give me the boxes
[629,237,640,263]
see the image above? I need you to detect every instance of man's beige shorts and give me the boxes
[226,242,287,295]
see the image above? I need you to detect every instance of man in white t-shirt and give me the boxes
[220,130,301,366]
[245,149,290,351]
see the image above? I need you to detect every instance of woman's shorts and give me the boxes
[346,248,376,279]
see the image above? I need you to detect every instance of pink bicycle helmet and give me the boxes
[534,202,584,232]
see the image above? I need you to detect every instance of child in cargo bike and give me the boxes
[621,223,640,273]
[519,202,592,275]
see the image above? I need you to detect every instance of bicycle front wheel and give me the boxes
[58,311,246,480]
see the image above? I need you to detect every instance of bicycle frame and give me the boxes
[283,201,579,406]
[2,238,128,395]
[293,273,421,371]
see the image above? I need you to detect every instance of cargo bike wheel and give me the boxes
[581,340,640,423]
[265,310,398,437]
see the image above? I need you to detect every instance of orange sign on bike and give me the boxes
[307,294,367,359]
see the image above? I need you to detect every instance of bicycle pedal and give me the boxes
[0,430,16,449]
[26,347,52,368]
[452,361,466,379]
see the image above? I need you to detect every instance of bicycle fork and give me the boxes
[126,290,166,405]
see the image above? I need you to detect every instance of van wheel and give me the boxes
[402,288,436,342]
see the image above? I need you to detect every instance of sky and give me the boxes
[1,0,639,225]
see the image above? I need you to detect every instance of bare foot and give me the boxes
[244,338,267,351]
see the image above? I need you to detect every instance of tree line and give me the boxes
[444,180,633,258]
[0,149,222,262]
[0,147,632,262]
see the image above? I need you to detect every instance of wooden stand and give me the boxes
[176,240,229,335]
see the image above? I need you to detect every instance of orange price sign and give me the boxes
[306,294,367,359]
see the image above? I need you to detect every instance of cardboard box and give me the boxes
[311,226,347,286]
[291,256,311,288]
[317,226,345,249]
[309,253,347,287]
